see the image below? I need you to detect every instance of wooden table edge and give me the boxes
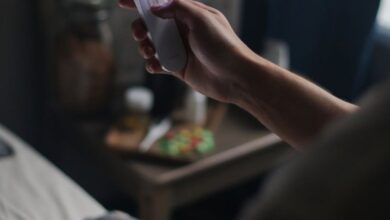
[150,133,284,185]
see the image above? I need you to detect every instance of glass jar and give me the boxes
[56,1,115,117]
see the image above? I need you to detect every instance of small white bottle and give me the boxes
[184,90,207,125]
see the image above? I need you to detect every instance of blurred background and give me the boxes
[0,0,390,219]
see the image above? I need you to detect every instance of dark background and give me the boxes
[1,0,390,218]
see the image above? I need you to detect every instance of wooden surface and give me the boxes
[78,107,293,220]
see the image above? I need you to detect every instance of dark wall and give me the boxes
[369,27,390,84]
[241,0,380,100]
[0,0,45,145]
[240,0,268,53]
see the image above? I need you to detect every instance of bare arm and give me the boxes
[234,55,358,147]
[119,0,358,149]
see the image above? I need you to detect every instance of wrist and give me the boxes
[229,50,273,108]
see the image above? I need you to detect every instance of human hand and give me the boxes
[119,0,258,103]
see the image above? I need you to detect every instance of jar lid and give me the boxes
[125,87,154,113]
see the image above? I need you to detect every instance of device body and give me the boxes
[134,0,187,72]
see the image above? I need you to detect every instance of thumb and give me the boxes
[151,0,202,26]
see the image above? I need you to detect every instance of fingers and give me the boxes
[151,0,205,27]
[138,39,156,59]
[131,18,164,74]
[118,0,135,9]
[145,57,164,73]
[131,18,148,41]
[129,2,190,75]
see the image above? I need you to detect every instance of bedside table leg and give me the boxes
[139,189,172,220]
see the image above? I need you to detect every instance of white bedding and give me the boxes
[0,124,107,220]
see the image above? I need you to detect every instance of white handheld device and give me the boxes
[134,0,187,72]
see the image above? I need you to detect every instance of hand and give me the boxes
[119,0,258,103]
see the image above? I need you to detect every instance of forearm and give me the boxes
[233,53,358,149]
